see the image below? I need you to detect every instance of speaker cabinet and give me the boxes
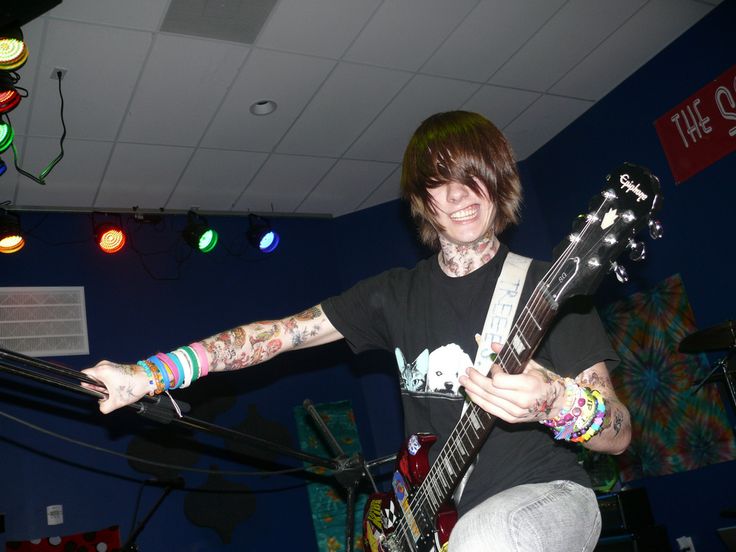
[596,489,670,551]
[595,525,670,551]
[598,488,655,536]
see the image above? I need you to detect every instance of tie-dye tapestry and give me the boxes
[295,400,367,552]
[599,273,736,481]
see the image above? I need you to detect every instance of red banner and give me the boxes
[654,64,736,183]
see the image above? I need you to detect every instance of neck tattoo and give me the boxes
[438,232,499,277]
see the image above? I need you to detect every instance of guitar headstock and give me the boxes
[548,163,662,305]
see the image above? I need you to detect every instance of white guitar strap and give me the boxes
[453,251,532,504]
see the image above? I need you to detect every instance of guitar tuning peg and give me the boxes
[648,218,663,239]
[627,239,646,262]
[571,214,586,232]
[609,261,629,283]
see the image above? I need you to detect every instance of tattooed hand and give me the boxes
[459,342,566,424]
[82,361,151,414]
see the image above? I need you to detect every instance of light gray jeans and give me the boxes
[448,480,601,552]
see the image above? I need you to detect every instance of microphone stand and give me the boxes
[691,348,736,415]
[120,480,179,552]
[302,400,396,552]
[0,347,396,551]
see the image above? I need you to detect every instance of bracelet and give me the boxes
[570,390,607,443]
[190,342,210,376]
[147,355,171,391]
[143,359,165,394]
[156,353,180,389]
[181,346,200,382]
[541,378,580,428]
[136,360,156,396]
[171,349,193,388]
[166,351,186,390]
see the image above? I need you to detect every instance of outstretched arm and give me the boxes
[83,304,343,414]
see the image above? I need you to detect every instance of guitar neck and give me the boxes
[415,283,559,514]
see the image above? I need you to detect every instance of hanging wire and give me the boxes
[7,68,66,184]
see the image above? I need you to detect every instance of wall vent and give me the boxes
[0,287,89,357]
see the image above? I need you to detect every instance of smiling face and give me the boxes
[400,111,522,251]
[427,177,495,245]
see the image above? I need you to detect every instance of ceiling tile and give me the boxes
[343,0,478,71]
[502,94,593,160]
[489,0,647,92]
[233,154,334,214]
[423,0,565,82]
[48,0,170,31]
[256,0,381,58]
[95,143,193,209]
[119,34,249,147]
[462,85,541,130]
[27,19,152,140]
[358,166,401,211]
[202,49,335,151]
[276,62,411,157]
[550,0,715,100]
[166,149,269,211]
[15,138,113,208]
[298,159,398,216]
[347,74,480,162]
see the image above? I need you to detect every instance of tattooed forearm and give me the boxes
[203,306,328,372]
[577,370,611,391]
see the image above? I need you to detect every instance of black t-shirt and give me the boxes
[322,244,618,515]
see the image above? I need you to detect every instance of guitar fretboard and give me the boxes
[410,282,559,528]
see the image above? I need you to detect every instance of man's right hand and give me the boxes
[82,361,150,414]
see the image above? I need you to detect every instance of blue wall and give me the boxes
[1,1,735,550]
[524,1,736,550]
[0,212,380,551]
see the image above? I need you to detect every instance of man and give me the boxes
[85,111,630,551]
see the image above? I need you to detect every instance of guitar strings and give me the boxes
[387,192,619,547]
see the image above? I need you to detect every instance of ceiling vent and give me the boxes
[160,0,278,45]
[0,286,89,357]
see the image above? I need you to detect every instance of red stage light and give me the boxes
[0,89,20,114]
[96,224,126,254]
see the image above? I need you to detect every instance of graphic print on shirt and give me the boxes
[395,344,472,396]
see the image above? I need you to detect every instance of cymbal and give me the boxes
[680,320,736,353]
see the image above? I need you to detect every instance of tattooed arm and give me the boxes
[82,304,343,414]
[202,305,343,372]
[573,362,631,455]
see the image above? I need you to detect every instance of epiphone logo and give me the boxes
[619,173,648,203]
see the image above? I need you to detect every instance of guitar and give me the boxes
[362,163,662,552]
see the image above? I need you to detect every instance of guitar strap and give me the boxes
[453,251,532,504]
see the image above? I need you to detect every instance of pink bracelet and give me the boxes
[156,352,180,388]
[189,342,210,376]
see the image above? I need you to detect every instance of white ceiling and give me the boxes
[0,0,721,218]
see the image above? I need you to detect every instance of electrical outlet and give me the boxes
[46,504,63,525]
[50,67,68,80]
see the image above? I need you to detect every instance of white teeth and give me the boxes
[450,206,477,220]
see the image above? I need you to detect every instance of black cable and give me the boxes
[9,69,66,184]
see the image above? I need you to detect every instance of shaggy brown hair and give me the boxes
[400,111,522,249]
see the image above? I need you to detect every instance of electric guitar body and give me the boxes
[362,163,662,552]
[364,433,457,552]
